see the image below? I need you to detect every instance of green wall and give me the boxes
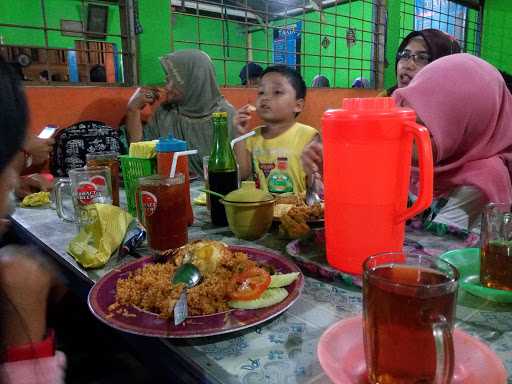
[3,0,511,86]
[170,12,248,86]
[0,0,122,83]
[480,0,512,73]
[250,1,374,88]
[0,0,122,52]
[137,0,171,85]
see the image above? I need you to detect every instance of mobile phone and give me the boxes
[38,125,58,139]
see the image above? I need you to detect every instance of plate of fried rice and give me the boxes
[88,241,304,337]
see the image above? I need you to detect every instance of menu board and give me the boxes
[273,21,302,69]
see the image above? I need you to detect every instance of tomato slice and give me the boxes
[228,267,271,301]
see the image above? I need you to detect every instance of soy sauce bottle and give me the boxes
[208,112,238,226]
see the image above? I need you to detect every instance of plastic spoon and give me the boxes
[199,188,225,199]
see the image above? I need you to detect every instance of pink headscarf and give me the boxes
[393,53,512,204]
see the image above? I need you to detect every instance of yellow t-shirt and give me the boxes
[245,122,318,194]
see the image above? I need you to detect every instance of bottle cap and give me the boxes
[156,135,187,152]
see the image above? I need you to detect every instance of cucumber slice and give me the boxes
[229,288,288,309]
[269,272,300,288]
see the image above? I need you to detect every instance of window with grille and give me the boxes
[0,0,136,85]
[400,0,482,55]
[170,0,384,89]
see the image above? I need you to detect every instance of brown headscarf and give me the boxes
[387,29,461,95]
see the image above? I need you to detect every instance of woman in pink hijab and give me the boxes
[393,53,512,235]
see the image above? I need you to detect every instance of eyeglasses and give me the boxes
[397,50,431,66]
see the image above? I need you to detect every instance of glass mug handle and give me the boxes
[432,315,455,384]
[54,178,74,222]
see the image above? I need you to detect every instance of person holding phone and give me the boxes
[12,127,56,199]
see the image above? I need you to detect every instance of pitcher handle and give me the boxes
[432,315,455,384]
[54,178,74,222]
[396,121,433,223]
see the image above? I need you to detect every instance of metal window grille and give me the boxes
[170,0,386,89]
[0,0,136,85]
[400,0,482,56]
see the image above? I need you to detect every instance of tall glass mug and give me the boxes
[363,252,459,384]
[54,166,112,229]
[481,203,512,290]
[86,152,120,206]
[137,174,188,253]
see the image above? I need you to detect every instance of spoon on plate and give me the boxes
[306,173,323,206]
[171,254,202,326]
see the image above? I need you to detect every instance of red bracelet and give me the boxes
[4,329,55,362]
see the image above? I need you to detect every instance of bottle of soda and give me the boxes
[208,112,238,226]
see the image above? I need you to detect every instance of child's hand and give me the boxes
[302,139,324,176]
[234,104,256,136]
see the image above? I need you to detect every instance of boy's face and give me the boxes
[256,72,304,123]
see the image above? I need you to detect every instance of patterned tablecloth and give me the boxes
[9,182,512,384]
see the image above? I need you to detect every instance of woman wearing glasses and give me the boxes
[380,28,461,96]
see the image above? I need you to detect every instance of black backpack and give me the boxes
[50,120,121,177]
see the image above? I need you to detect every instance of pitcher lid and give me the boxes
[323,97,416,120]
[224,181,274,203]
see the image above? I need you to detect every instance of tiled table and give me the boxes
[9,182,512,383]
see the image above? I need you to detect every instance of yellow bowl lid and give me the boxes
[224,181,274,203]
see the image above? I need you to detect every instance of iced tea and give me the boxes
[481,241,512,290]
[138,174,187,252]
[86,152,120,206]
[480,203,512,291]
[363,254,458,384]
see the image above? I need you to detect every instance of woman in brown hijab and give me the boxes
[381,28,461,96]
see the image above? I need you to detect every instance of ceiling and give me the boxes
[171,0,326,21]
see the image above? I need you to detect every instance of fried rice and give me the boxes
[110,243,257,318]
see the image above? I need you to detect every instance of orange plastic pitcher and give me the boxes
[322,97,433,275]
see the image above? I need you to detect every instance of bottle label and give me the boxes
[268,157,293,193]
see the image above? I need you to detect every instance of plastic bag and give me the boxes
[68,203,133,268]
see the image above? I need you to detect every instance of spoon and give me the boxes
[199,188,225,199]
[306,173,323,206]
[171,255,202,326]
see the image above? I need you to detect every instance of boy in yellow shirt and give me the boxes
[234,65,319,194]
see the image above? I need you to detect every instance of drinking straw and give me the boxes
[170,150,198,178]
[128,87,141,105]
[231,130,256,149]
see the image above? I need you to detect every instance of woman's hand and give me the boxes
[301,138,324,176]
[234,104,256,136]
[15,173,53,199]
[24,136,55,166]
[127,87,160,111]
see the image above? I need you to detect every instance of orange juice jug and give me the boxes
[322,97,433,275]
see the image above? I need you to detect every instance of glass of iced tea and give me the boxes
[137,173,188,253]
[363,252,459,384]
[86,152,120,206]
[481,203,512,291]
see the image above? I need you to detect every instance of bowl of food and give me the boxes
[221,181,275,240]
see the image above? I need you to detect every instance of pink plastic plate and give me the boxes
[318,316,507,384]
[88,245,303,338]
